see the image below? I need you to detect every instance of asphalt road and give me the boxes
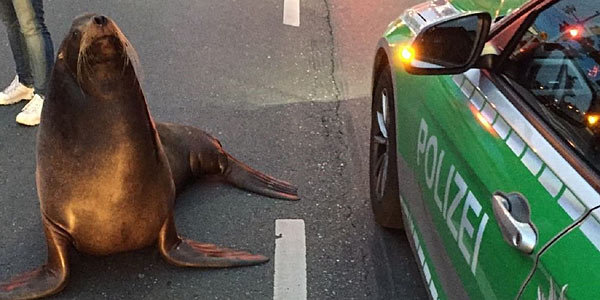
[0,0,428,299]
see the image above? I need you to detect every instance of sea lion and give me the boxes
[0,14,299,300]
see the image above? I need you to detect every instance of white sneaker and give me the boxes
[16,94,44,126]
[0,76,34,105]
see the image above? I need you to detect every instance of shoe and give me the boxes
[16,94,44,126]
[0,76,34,105]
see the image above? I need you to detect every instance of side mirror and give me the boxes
[403,12,491,75]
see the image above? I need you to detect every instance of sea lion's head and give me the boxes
[55,14,140,94]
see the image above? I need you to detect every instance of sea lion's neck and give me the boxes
[40,64,153,142]
[82,63,141,101]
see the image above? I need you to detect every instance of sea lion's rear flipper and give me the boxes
[0,217,70,300]
[156,122,299,200]
[219,152,299,201]
[158,214,269,268]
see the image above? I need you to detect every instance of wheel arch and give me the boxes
[371,39,394,98]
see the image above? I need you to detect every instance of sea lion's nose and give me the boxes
[93,15,107,26]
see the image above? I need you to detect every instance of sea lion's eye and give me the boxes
[72,30,79,38]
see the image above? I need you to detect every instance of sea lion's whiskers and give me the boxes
[76,33,93,85]
[114,25,143,82]
[76,53,92,85]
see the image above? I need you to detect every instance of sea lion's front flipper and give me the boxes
[219,152,299,201]
[0,217,70,300]
[158,214,268,268]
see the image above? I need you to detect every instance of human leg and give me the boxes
[12,0,53,97]
[11,0,53,125]
[0,0,33,86]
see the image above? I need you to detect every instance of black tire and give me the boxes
[369,64,404,229]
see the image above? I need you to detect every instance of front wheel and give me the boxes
[369,64,403,229]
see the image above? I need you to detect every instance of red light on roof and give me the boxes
[567,26,582,39]
[569,28,579,37]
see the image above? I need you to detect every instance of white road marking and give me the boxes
[283,0,300,27]
[274,219,306,300]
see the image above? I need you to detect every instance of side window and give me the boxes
[503,0,600,172]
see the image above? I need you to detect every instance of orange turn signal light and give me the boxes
[398,45,416,63]
[588,114,599,126]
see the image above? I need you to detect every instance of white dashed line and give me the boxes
[283,0,300,27]
[274,219,306,300]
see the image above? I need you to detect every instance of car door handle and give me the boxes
[491,192,538,254]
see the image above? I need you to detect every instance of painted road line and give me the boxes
[283,0,300,27]
[274,219,306,300]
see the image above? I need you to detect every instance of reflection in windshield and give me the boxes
[511,2,600,126]
[507,0,600,171]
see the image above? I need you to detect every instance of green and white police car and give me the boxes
[369,0,600,299]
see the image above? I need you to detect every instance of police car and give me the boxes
[369,0,600,299]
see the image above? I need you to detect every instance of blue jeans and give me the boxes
[0,0,53,97]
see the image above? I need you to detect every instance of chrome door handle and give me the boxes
[491,192,538,254]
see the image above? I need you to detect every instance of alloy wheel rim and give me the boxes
[374,89,390,199]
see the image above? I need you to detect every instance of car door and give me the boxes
[484,0,600,298]
[393,1,598,299]
[397,63,569,300]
